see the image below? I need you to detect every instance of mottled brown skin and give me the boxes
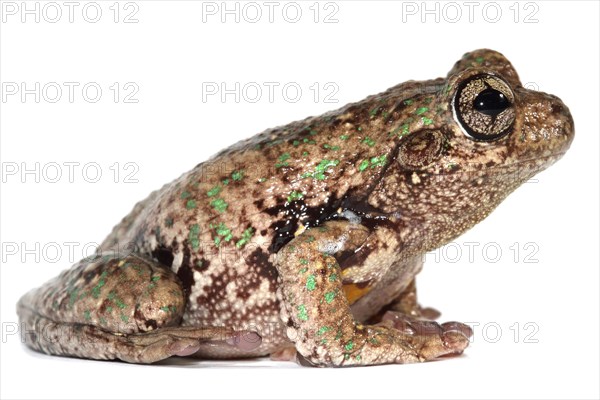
[17,49,574,366]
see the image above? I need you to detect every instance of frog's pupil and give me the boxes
[473,88,509,116]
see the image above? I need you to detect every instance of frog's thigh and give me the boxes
[275,221,470,367]
[17,253,260,363]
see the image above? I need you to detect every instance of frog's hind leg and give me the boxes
[17,252,261,363]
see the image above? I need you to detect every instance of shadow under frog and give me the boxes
[17,49,574,366]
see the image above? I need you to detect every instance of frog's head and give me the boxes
[370,49,574,250]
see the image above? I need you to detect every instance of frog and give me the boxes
[17,49,574,367]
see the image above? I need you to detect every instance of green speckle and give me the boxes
[475,56,484,64]
[415,106,429,115]
[344,341,354,351]
[231,170,244,181]
[401,123,410,135]
[306,274,317,291]
[151,276,161,282]
[329,273,338,282]
[324,291,336,304]
[356,355,362,361]
[369,107,380,116]
[323,144,340,151]
[293,140,300,147]
[212,222,233,246]
[287,191,304,203]
[120,314,129,323]
[303,138,316,145]
[180,191,191,199]
[275,153,291,168]
[258,177,267,183]
[317,326,330,336]
[115,298,126,309]
[160,306,170,312]
[403,99,413,106]
[207,185,221,197]
[302,151,309,157]
[99,317,107,325]
[189,224,200,250]
[358,160,370,172]
[370,155,388,168]
[299,267,308,274]
[91,271,108,299]
[297,305,308,321]
[84,310,91,321]
[299,258,309,265]
[106,306,113,313]
[421,116,433,125]
[340,135,349,140]
[222,178,230,185]
[186,199,197,210]
[423,97,432,104]
[304,159,340,180]
[210,198,228,213]
[362,137,376,147]
[235,227,254,248]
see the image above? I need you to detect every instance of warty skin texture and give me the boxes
[18,49,574,366]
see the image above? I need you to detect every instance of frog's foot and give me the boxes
[16,252,261,363]
[378,310,472,356]
[276,221,471,367]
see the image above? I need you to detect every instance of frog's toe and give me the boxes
[122,326,262,363]
[168,340,202,357]
[378,310,472,360]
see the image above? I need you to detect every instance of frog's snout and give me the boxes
[516,87,575,157]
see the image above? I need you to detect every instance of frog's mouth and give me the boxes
[501,151,569,176]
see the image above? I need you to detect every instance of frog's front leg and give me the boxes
[276,221,470,367]
[17,252,260,363]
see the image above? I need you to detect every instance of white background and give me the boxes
[1,1,598,399]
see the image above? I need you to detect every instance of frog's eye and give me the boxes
[453,74,515,141]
